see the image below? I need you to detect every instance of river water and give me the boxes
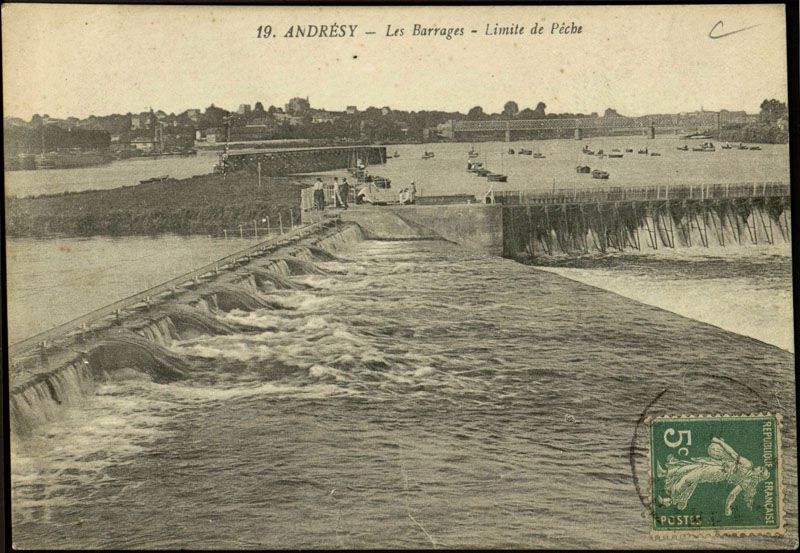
[10,238,796,548]
[6,235,263,344]
[7,138,795,547]
[5,138,790,198]
[5,151,219,198]
[331,138,789,196]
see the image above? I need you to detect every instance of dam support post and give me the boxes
[496,185,789,259]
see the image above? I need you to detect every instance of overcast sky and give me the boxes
[2,3,789,120]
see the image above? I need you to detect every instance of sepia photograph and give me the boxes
[3,3,796,548]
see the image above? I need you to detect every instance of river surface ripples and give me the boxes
[11,239,796,549]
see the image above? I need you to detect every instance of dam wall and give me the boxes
[9,221,367,437]
[502,197,792,258]
[336,205,504,254]
[309,194,789,258]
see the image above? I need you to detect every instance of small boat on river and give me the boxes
[692,142,715,152]
[518,148,533,155]
[140,175,169,184]
[576,165,591,174]
[677,145,689,151]
[591,170,609,179]
[608,149,624,158]
[422,151,435,159]
[487,173,508,182]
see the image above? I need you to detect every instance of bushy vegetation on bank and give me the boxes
[6,172,307,238]
[713,124,789,145]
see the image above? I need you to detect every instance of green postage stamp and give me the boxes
[649,414,784,537]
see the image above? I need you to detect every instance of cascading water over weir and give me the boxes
[501,194,791,257]
[9,181,792,438]
[9,221,365,437]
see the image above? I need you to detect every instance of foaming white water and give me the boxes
[541,250,794,352]
[11,381,176,523]
[221,310,289,331]
[156,380,355,402]
[289,275,338,289]
[316,260,368,275]
[11,363,95,437]
[261,291,334,311]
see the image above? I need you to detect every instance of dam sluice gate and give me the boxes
[501,196,792,257]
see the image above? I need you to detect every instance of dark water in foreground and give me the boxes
[11,240,796,548]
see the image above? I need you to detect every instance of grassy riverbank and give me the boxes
[6,171,310,238]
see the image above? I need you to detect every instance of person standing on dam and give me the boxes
[332,177,342,208]
[339,178,350,209]
[313,178,325,210]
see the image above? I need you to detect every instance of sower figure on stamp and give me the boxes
[657,437,770,516]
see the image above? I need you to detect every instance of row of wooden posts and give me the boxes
[222,210,295,239]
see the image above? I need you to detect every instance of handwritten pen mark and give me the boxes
[709,20,760,39]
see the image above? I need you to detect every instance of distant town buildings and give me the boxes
[4,97,786,164]
[285,97,310,115]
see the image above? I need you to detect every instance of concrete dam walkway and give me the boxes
[302,182,790,259]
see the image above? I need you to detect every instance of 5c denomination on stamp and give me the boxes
[649,413,783,537]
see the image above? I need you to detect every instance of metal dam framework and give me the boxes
[495,182,791,257]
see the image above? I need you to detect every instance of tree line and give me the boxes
[4,125,111,157]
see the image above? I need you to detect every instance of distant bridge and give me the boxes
[447,117,705,141]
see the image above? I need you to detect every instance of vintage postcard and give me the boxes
[3,3,795,549]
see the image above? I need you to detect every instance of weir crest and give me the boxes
[9,222,365,438]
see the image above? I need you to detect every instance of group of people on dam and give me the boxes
[398,182,417,205]
[311,176,417,208]
[312,176,351,210]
